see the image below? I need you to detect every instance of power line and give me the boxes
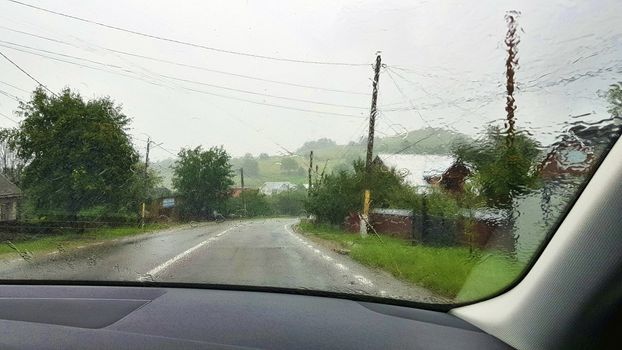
[0,40,127,69]
[384,132,438,159]
[0,43,167,86]
[159,74,367,110]
[0,79,30,93]
[152,143,177,157]
[0,88,22,102]
[0,26,371,96]
[0,43,366,118]
[5,0,369,67]
[0,49,55,95]
[0,26,180,89]
[0,111,19,124]
[383,67,431,128]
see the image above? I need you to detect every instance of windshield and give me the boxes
[0,0,620,305]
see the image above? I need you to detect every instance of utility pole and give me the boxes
[141,137,151,229]
[308,150,313,195]
[240,168,246,216]
[145,137,151,170]
[504,11,519,148]
[361,53,382,237]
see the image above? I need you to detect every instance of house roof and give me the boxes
[377,154,455,187]
[0,174,21,198]
[260,182,296,191]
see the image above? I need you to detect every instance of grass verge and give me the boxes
[297,221,525,302]
[0,223,173,259]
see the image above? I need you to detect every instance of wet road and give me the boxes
[0,218,442,303]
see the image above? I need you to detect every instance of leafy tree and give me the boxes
[268,188,307,216]
[14,87,151,219]
[295,166,306,177]
[226,189,272,217]
[306,159,408,224]
[296,138,336,154]
[0,128,25,185]
[280,157,299,174]
[172,146,234,219]
[149,186,173,199]
[452,126,541,208]
[258,153,269,160]
[606,82,622,118]
[241,153,259,176]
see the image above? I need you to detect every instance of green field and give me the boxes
[297,221,525,302]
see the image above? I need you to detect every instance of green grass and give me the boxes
[0,224,172,258]
[298,221,525,302]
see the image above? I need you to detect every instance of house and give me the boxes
[376,154,469,193]
[512,120,621,262]
[259,182,297,196]
[0,174,21,221]
[539,121,621,179]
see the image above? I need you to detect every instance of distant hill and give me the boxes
[151,128,470,191]
[295,127,470,161]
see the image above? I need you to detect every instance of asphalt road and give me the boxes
[0,218,443,303]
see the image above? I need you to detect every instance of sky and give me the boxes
[0,0,621,161]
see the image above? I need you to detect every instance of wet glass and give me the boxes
[0,0,620,304]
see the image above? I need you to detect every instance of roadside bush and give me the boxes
[267,189,307,216]
[226,189,272,217]
[305,159,410,224]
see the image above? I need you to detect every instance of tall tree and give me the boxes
[15,87,148,219]
[606,82,622,119]
[172,146,234,218]
[280,157,299,174]
[0,128,25,185]
[452,126,541,208]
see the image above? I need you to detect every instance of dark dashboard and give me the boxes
[0,284,510,349]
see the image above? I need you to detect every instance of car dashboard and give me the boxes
[0,284,510,349]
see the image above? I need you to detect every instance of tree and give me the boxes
[306,159,408,224]
[258,153,269,160]
[226,189,272,217]
[296,138,336,154]
[15,87,150,219]
[0,128,25,185]
[606,82,622,119]
[280,157,299,174]
[241,153,259,176]
[172,146,234,219]
[268,188,307,216]
[452,126,541,208]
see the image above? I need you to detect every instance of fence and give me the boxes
[412,213,463,246]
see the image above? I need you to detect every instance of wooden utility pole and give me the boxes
[308,150,313,195]
[504,11,519,148]
[240,168,246,215]
[141,137,151,229]
[361,53,382,237]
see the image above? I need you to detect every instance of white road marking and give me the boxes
[354,275,374,287]
[138,225,238,281]
[334,263,348,271]
[284,223,380,290]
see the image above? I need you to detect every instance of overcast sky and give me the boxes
[0,0,620,160]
